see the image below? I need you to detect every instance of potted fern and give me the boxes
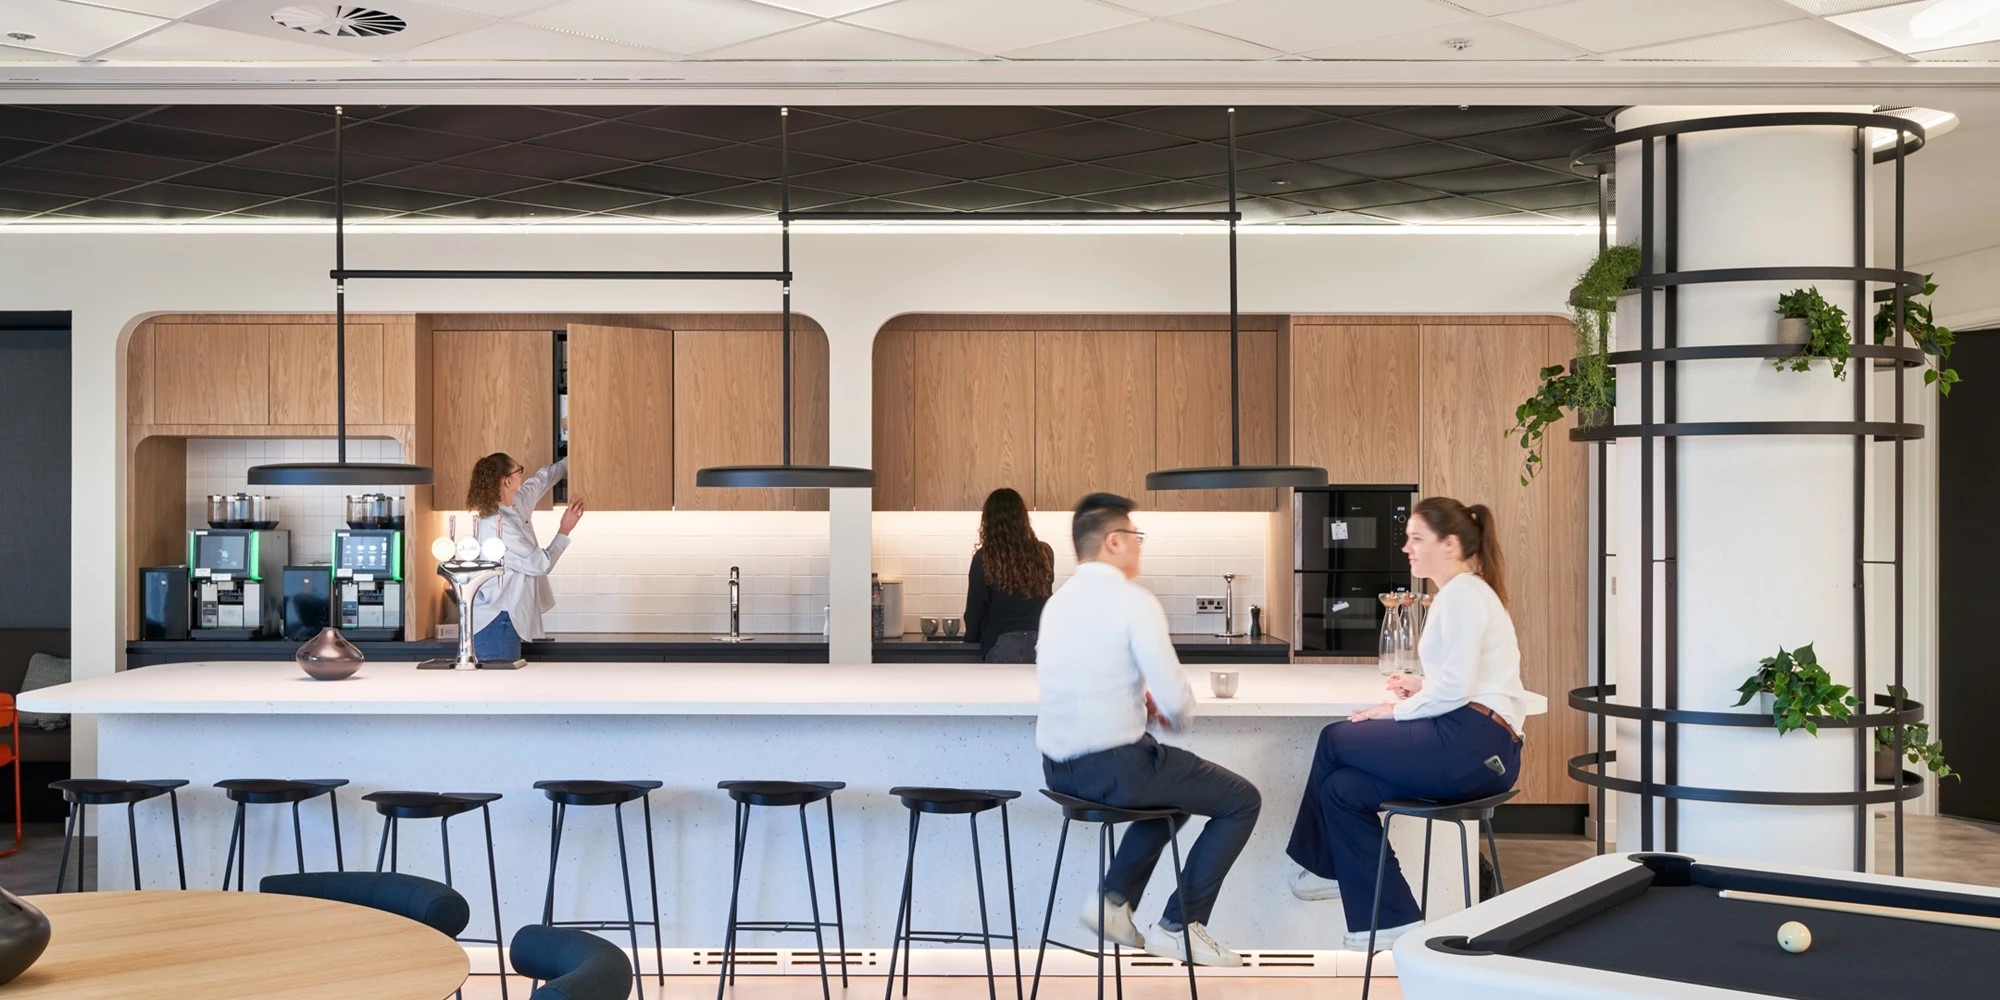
[1874,273,1960,395]
[1875,686,1957,782]
[1773,286,1851,380]
[1731,643,1858,736]
[1509,243,1639,485]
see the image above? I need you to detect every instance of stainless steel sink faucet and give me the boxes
[729,565,742,639]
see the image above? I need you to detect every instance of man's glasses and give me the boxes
[1109,528,1146,544]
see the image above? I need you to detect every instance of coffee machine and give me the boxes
[333,528,403,641]
[189,528,289,639]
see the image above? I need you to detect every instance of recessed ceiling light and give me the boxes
[270,4,408,38]
[5,31,35,42]
[1911,0,2000,39]
[1445,38,1471,51]
[1269,178,1292,187]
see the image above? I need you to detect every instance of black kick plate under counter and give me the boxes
[126,633,832,667]
[872,633,1291,664]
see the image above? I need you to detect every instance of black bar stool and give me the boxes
[1360,789,1518,1000]
[364,791,509,1000]
[215,778,350,890]
[715,780,848,1000]
[1030,791,1199,1000]
[50,779,188,892]
[883,787,1023,1000]
[535,779,665,1000]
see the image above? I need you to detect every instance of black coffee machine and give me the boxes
[189,528,289,639]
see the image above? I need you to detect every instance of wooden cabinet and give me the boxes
[432,329,554,514]
[152,324,270,425]
[1035,330,1155,510]
[912,331,1037,511]
[1151,328,1278,512]
[1289,323,1423,485]
[267,324,386,426]
[673,329,813,512]
[566,323,674,511]
[872,329,918,511]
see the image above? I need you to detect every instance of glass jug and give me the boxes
[1378,592,1417,677]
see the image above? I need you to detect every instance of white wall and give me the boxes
[185,437,404,565]
[0,225,1596,777]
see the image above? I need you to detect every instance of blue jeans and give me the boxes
[472,610,522,662]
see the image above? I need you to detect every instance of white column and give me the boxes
[1611,106,1877,869]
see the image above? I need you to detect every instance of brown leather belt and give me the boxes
[1469,702,1522,744]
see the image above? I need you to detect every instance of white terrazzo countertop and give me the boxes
[21,660,1549,718]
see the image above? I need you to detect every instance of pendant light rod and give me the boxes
[335,104,347,466]
[782,106,792,468]
[330,269,790,281]
[1228,107,1240,467]
[781,210,1240,222]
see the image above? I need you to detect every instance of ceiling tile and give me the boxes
[19,144,207,181]
[438,144,634,180]
[1114,106,1327,141]
[96,21,361,60]
[117,181,277,212]
[604,199,764,221]
[1831,1,2000,53]
[1453,119,1606,159]
[987,119,1187,158]
[1099,0,1231,13]
[71,121,268,161]
[844,0,1144,55]
[1400,161,1565,192]
[523,120,728,160]
[1359,105,1594,140]
[0,165,133,197]
[0,44,74,61]
[866,106,1089,141]
[298,120,496,159]
[984,162,1157,195]
[1913,37,2000,59]
[1174,0,1476,53]
[790,161,956,195]
[667,142,846,179]
[1098,143,1281,178]
[501,183,668,211]
[628,107,782,142]
[1363,196,1515,222]
[138,105,331,142]
[1236,118,1421,159]
[523,0,813,54]
[1500,0,1804,53]
[234,144,418,181]
[688,182,853,210]
[879,143,1066,179]
[185,0,499,54]
[590,163,749,196]
[1004,18,1282,58]
[172,164,329,197]
[48,199,220,220]
[384,105,603,141]
[400,20,673,59]
[696,19,982,58]
[1303,18,1589,59]
[370,161,550,196]
[0,189,80,213]
[784,119,958,159]
[1610,17,1901,59]
[1479,181,1599,210]
[1198,160,1368,194]
[889,181,1047,210]
[424,0,571,14]
[82,0,225,15]
[0,106,124,142]
[746,0,901,13]
[1316,142,1507,178]
[0,0,167,57]
[309,184,474,212]
[1777,0,1907,13]
[1091,179,1228,210]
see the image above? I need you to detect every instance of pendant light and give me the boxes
[1145,109,1327,492]
[249,106,435,488]
[696,107,877,490]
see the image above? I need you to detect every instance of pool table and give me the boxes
[1396,852,2000,999]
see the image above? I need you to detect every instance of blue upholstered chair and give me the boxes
[511,924,635,1000]
[259,871,471,938]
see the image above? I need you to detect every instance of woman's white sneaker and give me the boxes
[1343,919,1423,953]
[1288,867,1341,901]
[1144,922,1243,968]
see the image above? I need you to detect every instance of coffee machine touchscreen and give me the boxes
[196,533,246,573]
[340,535,390,573]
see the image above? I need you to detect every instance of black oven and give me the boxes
[1294,486,1416,655]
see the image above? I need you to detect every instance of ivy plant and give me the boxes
[1732,643,1858,737]
[1874,273,1960,396]
[1773,286,1851,380]
[1876,685,1958,781]
[1508,243,1639,485]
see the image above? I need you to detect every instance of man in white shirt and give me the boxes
[1037,492,1262,968]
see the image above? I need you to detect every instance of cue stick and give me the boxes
[1717,889,2000,931]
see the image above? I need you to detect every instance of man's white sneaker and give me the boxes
[1144,922,1244,968]
[1078,896,1145,949]
[1288,867,1342,901]
[1344,919,1423,953]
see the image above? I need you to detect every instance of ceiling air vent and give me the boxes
[270,5,408,38]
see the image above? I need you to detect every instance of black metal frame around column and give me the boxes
[1565,111,1928,873]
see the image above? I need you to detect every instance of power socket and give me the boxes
[1195,596,1226,613]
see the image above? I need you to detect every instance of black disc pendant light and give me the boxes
[249,106,435,488]
[696,108,876,491]
[1146,109,1326,492]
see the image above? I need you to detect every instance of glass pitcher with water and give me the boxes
[1377,592,1418,678]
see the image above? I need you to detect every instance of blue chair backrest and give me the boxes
[259,871,471,937]
[511,925,633,1000]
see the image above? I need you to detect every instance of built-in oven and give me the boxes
[1293,486,1417,656]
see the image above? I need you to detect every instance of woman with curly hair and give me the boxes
[964,487,1055,663]
[463,452,585,662]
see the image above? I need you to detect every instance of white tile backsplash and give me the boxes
[872,510,1272,634]
[184,437,405,566]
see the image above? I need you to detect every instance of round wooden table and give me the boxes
[9,891,470,999]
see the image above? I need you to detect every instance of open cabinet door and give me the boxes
[566,323,675,511]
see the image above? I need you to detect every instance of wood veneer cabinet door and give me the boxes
[675,329,784,511]
[1289,323,1422,485]
[152,324,270,425]
[872,329,917,511]
[266,324,386,426]
[566,323,673,511]
[913,331,1035,511]
[1035,330,1155,510]
[432,329,554,514]
[1152,328,1278,511]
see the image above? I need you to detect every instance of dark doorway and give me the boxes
[1939,327,2000,822]
[0,311,71,823]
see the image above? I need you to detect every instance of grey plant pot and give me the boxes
[1874,745,1901,784]
[1777,316,1810,345]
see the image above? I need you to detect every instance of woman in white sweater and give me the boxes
[464,453,585,661]
[1283,496,1532,952]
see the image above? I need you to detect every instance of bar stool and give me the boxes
[715,780,848,1000]
[1030,791,1199,1000]
[364,791,509,1000]
[882,787,1023,1000]
[535,779,665,1000]
[215,778,350,890]
[50,778,189,892]
[1360,789,1518,1000]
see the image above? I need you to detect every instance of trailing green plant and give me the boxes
[1507,244,1639,485]
[1773,286,1851,380]
[1876,685,1958,781]
[1731,643,1858,737]
[1874,273,1960,396]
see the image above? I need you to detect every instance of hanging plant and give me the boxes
[1772,286,1851,380]
[1874,273,1960,396]
[1508,243,1639,486]
[1876,686,1958,781]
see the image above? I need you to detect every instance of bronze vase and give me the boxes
[0,884,50,985]
[296,626,365,681]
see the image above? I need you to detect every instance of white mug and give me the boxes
[1210,670,1240,699]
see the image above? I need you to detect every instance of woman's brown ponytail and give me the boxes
[1414,497,1508,606]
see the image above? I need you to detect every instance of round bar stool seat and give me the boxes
[53,778,186,806]
[51,778,190,892]
[890,787,1020,815]
[364,791,500,820]
[534,779,662,807]
[1040,790,1181,825]
[720,779,844,808]
[216,777,348,804]
[1360,789,1519,1000]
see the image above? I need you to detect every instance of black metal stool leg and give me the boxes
[1418,817,1434,919]
[235,804,249,891]
[882,810,918,1000]
[376,816,393,872]
[613,802,645,1000]
[1483,816,1507,895]
[1362,814,1394,1000]
[971,812,997,1000]
[1000,804,1023,1000]
[328,788,345,872]
[1108,825,1123,1000]
[221,801,242,891]
[716,801,748,1000]
[1096,823,1110,1000]
[541,801,563,926]
[167,790,187,890]
[53,802,75,893]
[1166,824,1199,1000]
[900,811,921,999]
[292,801,306,874]
[479,804,509,1000]
[440,815,455,886]
[391,813,401,871]
[823,796,848,988]
[642,792,664,987]
[127,804,142,890]
[797,805,832,1000]
[1456,818,1473,910]
[1028,817,1069,1000]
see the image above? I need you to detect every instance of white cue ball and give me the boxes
[430,537,456,562]
[1777,921,1812,954]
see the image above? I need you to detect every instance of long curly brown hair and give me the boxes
[978,488,1053,599]
[467,452,514,518]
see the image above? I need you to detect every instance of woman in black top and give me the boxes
[965,487,1054,663]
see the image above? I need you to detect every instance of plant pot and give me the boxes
[1755,690,1775,716]
[1776,317,1809,345]
[1874,745,1900,784]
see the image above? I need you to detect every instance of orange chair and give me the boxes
[0,694,21,857]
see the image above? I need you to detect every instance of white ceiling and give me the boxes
[3,0,1998,65]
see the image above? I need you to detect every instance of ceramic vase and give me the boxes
[0,885,50,986]
[296,626,364,681]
